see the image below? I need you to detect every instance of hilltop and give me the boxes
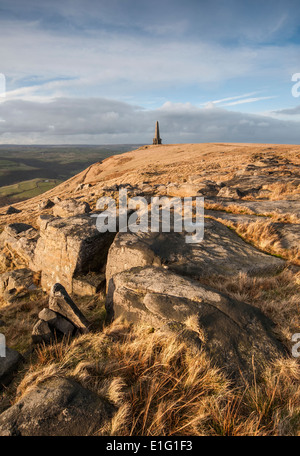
[0,142,300,226]
[0,142,299,436]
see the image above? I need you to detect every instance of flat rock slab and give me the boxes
[167,182,218,197]
[0,347,24,389]
[205,209,267,224]
[106,218,285,284]
[0,377,115,436]
[106,266,286,383]
[207,198,300,218]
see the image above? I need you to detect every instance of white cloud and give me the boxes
[0,97,299,145]
[220,96,276,107]
[0,18,299,103]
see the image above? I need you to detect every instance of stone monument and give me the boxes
[153,121,162,145]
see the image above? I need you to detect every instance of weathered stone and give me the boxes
[0,268,37,304]
[0,223,39,269]
[72,272,105,296]
[32,320,52,344]
[206,198,300,218]
[187,178,220,196]
[167,183,202,197]
[106,266,286,383]
[49,283,89,333]
[106,218,285,286]
[205,209,267,225]
[36,214,55,229]
[38,199,55,211]
[75,183,91,192]
[33,214,116,293]
[0,347,24,389]
[38,308,58,324]
[0,377,115,436]
[52,316,74,336]
[6,206,21,215]
[217,187,244,199]
[53,199,91,217]
[0,249,13,272]
[38,308,75,336]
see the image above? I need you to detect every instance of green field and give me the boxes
[0,144,142,207]
[0,178,62,207]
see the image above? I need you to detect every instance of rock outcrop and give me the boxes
[33,214,116,293]
[48,283,89,333]
[106,218,285,286]
[53,198,91,218]
[0,268,37,304]
[32,283,89,343]
[38,199,55,211]
[106,266,286,382]
[0,223,39,270]
[6,206,21,215]
[0,377,115,436]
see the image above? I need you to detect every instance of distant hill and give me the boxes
[0,144,142,207]
[0,144,142,188]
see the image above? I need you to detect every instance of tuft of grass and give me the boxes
[198,269,300,344]
[234,220,300,265]
[12,318,300,436]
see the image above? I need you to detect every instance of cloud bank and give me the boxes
[0,97,299,145]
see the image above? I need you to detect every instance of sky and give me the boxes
[0,0,300,144]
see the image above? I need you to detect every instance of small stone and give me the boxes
[49,283,89,333]
[32,320,53,344]
[217,187,244,198]
[38,308,58,324]
[38,199,55,211]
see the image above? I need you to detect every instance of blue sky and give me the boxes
[0,0,300,144]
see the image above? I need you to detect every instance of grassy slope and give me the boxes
[0,178,62,206]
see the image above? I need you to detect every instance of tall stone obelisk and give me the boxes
[153,121,162,145]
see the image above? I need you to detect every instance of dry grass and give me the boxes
[12,318,300,436]
[234,221,300,265]
[0,291,106,352]
[198,269,300,343]
[1,143,300,435]
[0,291,48,352]
[207,213,300,265]
[263,182,300,200]
[204,201,256,215]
